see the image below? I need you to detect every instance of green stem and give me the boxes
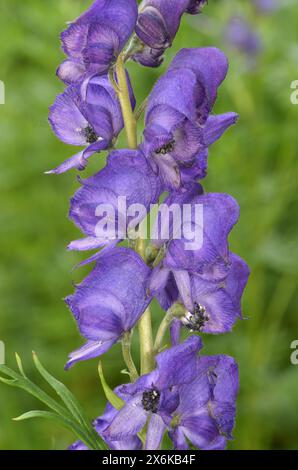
[154,303,187,353]
[98,362,125,410]
[139,306,155,374]
[115,53,137,149]
[122,34,144,62]
[136,239,155,375]
[121,332,139,383]
[152,245,166,268]
[154,309,174,353]
[113,55,155,376]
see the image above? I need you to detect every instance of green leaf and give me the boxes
[98,362,146,446]
[0,376,17,386]
[0,364,71,419]
[15,353,27,378]
[0,355,108,450]
[32,352,107,450]
[14,410,75,425]
[98,362,124,411]
[13,410,96,449]
[32,352,88,427]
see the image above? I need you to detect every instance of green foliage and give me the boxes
[98,362,124,411]
[0,353,108,450]
[0,0,297,449]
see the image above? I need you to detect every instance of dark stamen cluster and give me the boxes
[182,303,209,332]
[84,126,98,144]
[156,140,175,155]
[142,388,160,413]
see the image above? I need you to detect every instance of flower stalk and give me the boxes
[121,332,139,383]
[115,53,138,149]
[154,304,186,353]
[136,238,155,375]
[114,55,155,376]
[154,309,174,353]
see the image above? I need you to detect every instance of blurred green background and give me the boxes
[0,0,298,450]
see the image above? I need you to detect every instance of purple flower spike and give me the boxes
[65,248,151,369]
[169,355,239,450]
[42,0,249,452]
[103,336,202,449]
[134,1,207,67]
[58,0,138,83]
[141,48,238,189]
[68,149,161,252]
[48,74,135,174]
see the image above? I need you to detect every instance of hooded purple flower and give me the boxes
[168,355,239,450]
[153,253,250,334]
[141,48,238,189]
[133,0,207,67]
[180,254,250,334]
[68,149,161,252]
[70,355,238,450]
[103,336,202,449]
[168,47,231,122]
[149,188,249,333]
[152,188,240,273]
[224,17,262,57]
[48,74,135,174]
[57,0,138,84]
[65,248,151,369]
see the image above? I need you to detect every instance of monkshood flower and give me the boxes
[103,336,202,449]
[152,187,240,274]
[168,355,239,450]
[150,188,249,333]
[68,149,162,252]
[154,254,250,334]
[167,48,231,123]
[181,253,249,334]
[224,17,261,57]
[65,248,151,369]
[133,0,207,67]
[57,0,138,84]
[48,74,135,174]
[141,48,238,189]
